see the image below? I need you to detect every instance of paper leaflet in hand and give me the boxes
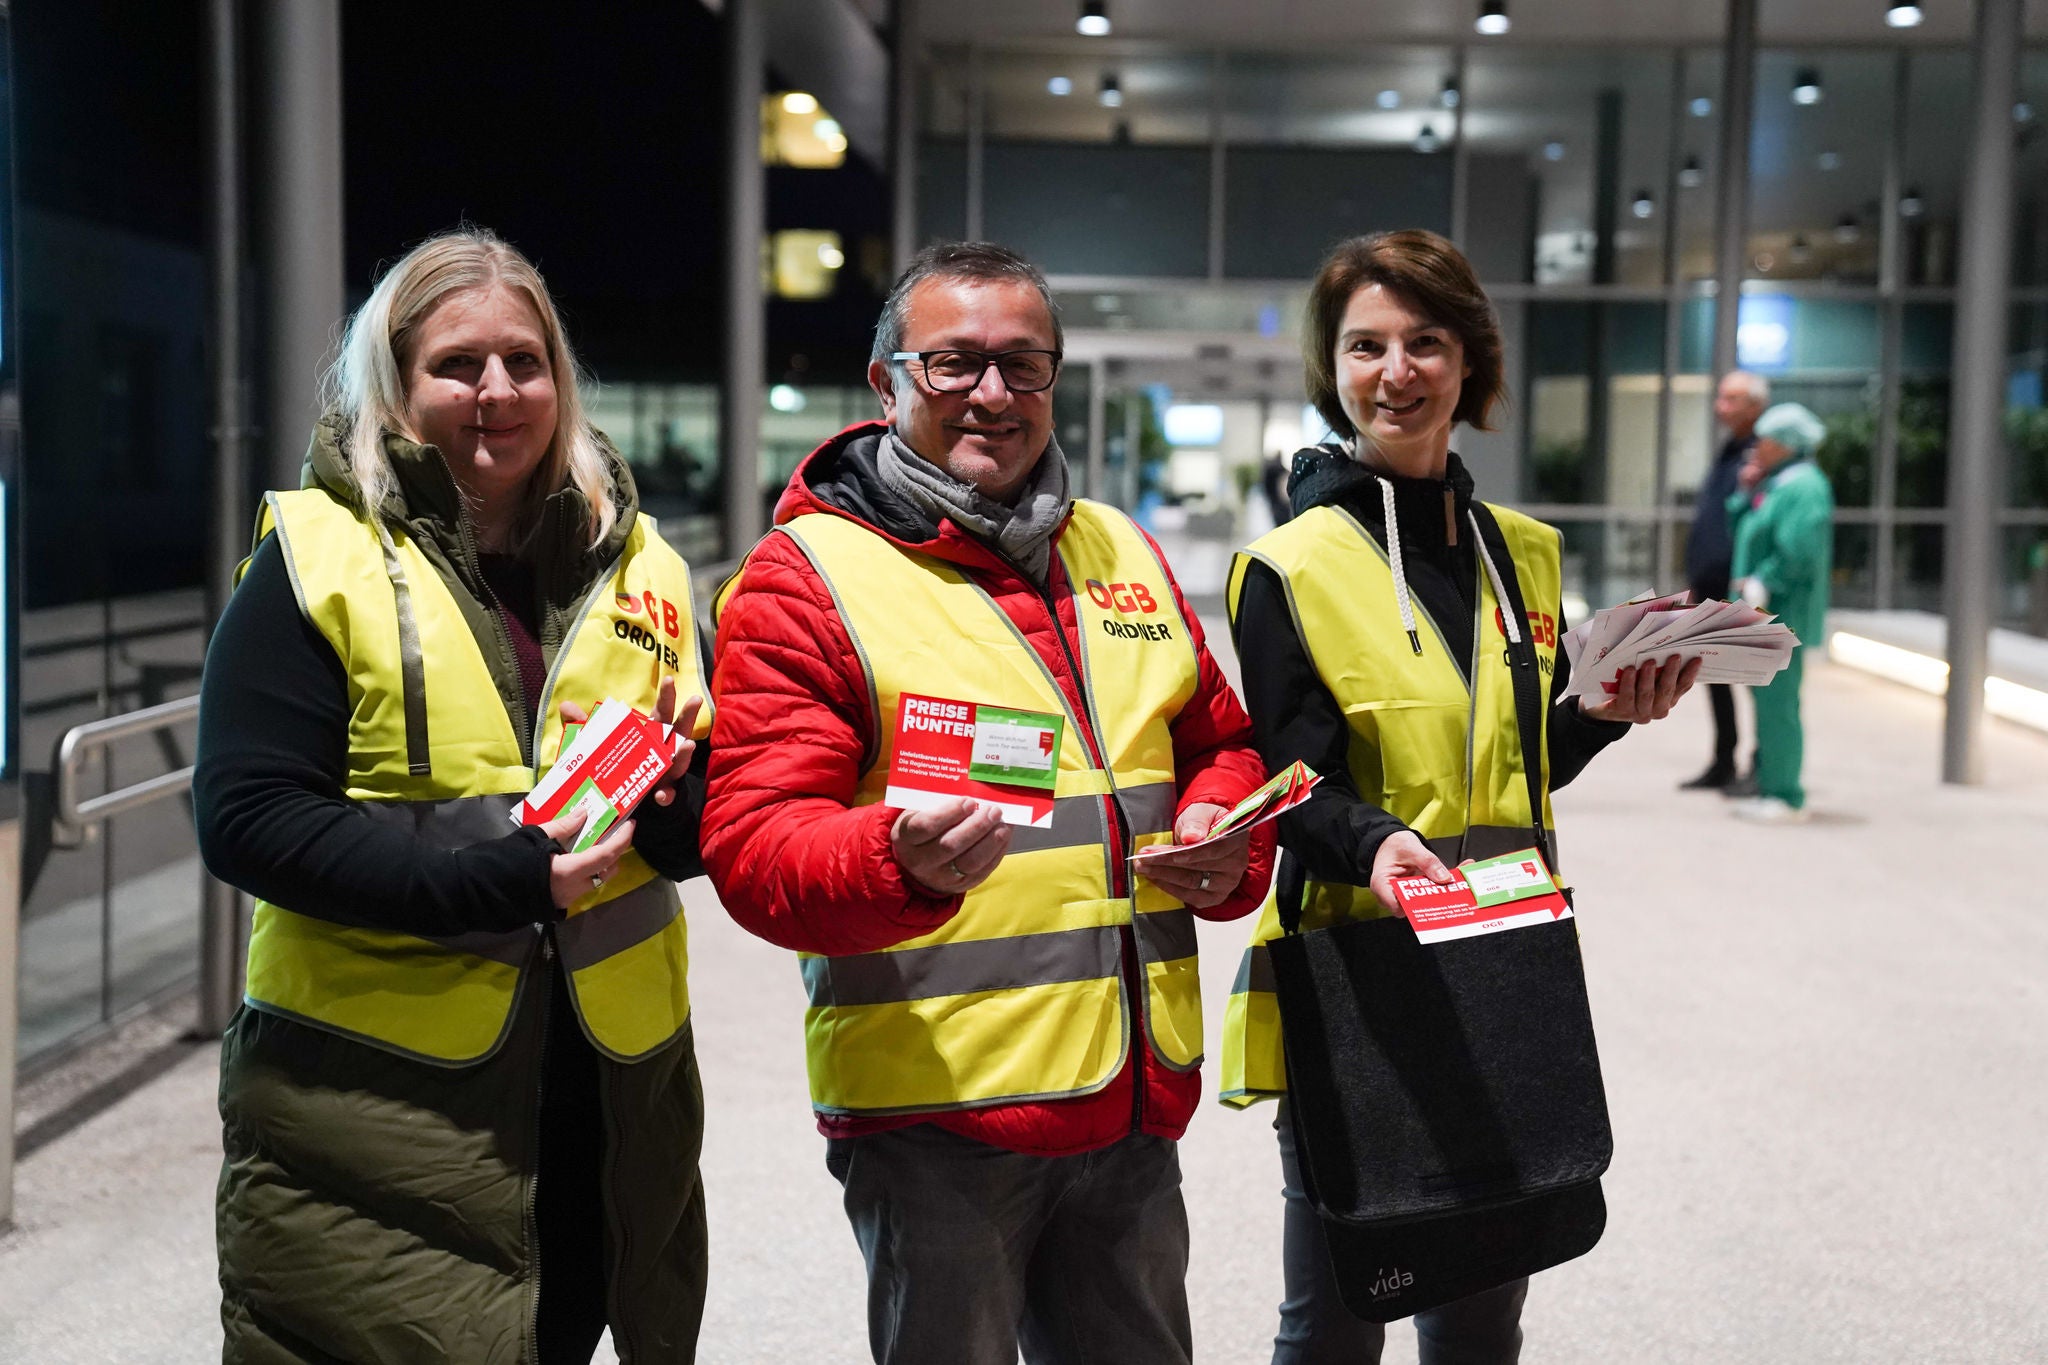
[1558,589,1799,700]
[1130,759,1323,862]
[514,697,684,853]
[883,693,1065,828]
[1388,847,1573,945]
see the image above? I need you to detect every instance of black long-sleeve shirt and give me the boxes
[1233,448,1628,887]
[195,533,708,938]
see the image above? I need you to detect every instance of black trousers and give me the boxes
[535,964,610,1363]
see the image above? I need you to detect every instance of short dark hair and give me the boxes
[1303,229,1506,442]
[871,241,1065,367]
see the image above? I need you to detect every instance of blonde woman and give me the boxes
[197,228,714,1362]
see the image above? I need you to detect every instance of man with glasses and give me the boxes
[705,241,1275,1365]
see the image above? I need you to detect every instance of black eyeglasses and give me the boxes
[891,349,1063,394]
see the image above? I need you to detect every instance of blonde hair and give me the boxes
[322,226,619,549]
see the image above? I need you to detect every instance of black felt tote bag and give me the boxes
[1266,505,1612,1323]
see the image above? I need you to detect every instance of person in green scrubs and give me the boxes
[1727,402,1834,822]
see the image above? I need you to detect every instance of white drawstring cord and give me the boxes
[1470,510,1522,645]
[1376,474,1424,655]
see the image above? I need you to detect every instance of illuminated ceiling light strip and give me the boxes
[1827,631,2048,735]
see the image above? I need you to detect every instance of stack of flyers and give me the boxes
[1559,589,1798,702]
[1130,760,1323,863]
[513,698,683,852]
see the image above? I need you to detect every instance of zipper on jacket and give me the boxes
[526,929,555,1360]
[988,541,1148,1134]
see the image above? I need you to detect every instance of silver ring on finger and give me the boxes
[948,859,966,881]
[1198,873,1212,892]
[590,872,607,889]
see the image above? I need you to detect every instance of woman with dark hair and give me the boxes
[197,227,714,1363]
[1218,230,1700,1363]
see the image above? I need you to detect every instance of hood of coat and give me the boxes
[774,419,1068,574]
[302,412,643,586]
[1288,442,1477,528]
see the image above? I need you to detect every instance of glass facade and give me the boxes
[919,39,2048,628]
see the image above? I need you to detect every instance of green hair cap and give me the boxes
[1755,402,1825,459]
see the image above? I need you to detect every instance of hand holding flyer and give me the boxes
[884,693,1065,828]
[514,698,684,852]
[1130,759,1323,862]
[1559,588,1797,701]
[1387,847,1573,944]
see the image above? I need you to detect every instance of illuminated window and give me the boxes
[762,91,848,168]
[765,229,846,300]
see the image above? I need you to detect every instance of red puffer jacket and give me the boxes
[704,423,1275,1157]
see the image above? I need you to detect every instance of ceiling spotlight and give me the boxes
[1416,123,1443,154]
[1076,1,1111,37]
[1884,4,1924,27]
[1690,96,1714,118]
[1678,156,1704,189]
[1048,75,1073,97]
[817,242,846,269]
[1899,186,1926,217]
[1788,233,1814,264]
[1792,67,1823,106]
[1542,139,1567,161]
[780,91,819,115]
[1834,214,1862,243]
[1817,150,1841,171]
[1441,76,1462,109]
[1630,189,1655,220]
[1476,1,1510,36]
[1377,89,1402,110]
[1098,72,1123,108]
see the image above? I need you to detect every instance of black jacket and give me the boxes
[1232,446,1628,888]
[1685,433,1754,592]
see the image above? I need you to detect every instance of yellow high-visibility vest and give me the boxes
[724,501,1203,1115]
[240,487,713,1065]
[1218,500,1562,1106]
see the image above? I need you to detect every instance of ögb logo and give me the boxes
[617,591,685,640]
[1494,606,1556,648]
[1084,579,1160,615]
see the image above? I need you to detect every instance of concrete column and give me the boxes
[1710,0,1757,383]
[1086,360,1107,502]
[965,45,985,240]
[890,0,920,273]
[255,0,344,493]
[1943,0,2023,785]
[721,0,766,558]
[200,0,248,1038]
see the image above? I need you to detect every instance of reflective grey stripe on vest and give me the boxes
[1233,942,1277,996]
[1425,823,1554,868]
[1116,781,1176,838]
[802,924,1121,1008]
[371,519,434,778]
[1135,907,1197,964]
[430,925,542,969]
[556,877,681,974]
[359,792,524,847]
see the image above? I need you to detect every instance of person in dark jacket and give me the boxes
[705,242,1276,1365]
[196,228,713,1363]
[1227,230,1702,1365]
[1680,369,1769,790]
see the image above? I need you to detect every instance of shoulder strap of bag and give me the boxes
[1468,503,1558,876]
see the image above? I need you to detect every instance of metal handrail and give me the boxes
[51,694,201,848]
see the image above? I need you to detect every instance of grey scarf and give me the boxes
[874,428,1074,585]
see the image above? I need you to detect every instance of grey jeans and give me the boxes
[825,1125,1194,1365]
[1274,1103,1528,1365]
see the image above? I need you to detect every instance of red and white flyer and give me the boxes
[1388,847,1573,945]
[513,697,682,852]
[883,692,1064,828]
